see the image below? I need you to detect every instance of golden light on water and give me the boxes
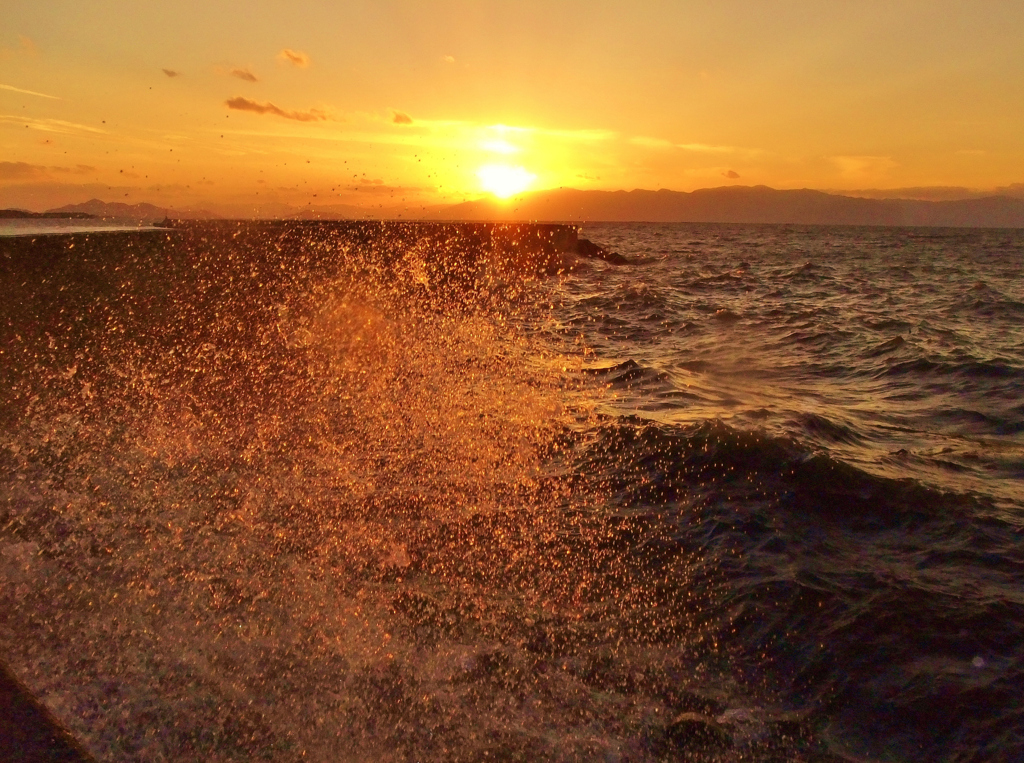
[477,164,537,199]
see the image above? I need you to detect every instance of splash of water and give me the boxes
[2,225,830,762]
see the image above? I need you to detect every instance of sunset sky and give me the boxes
[2,1,1023,214]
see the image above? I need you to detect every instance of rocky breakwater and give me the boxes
[0,219,626,761]
[150,219,624,277]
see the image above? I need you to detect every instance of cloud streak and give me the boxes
[225,96,327,122]
[277,49,310,68]
[0,83,59,99]
[347,183,425,196]
[392,111,413,125]
[229,67,259,82]
[831,155,898,179]
[630,136,737,153]
[0,161,96,182]
[0,161,47,181]
[162,69,181,78]
[677,142,733,153]
[44,163,95,174]
[0,115,106,135]
[629,136,674,149]
[478,123,616,143]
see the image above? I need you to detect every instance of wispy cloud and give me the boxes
[0,83,59,99]
[543,127,617,142]
[831,155,897,179]
[225,96,327,122]
[392,111,413,125]
[677,142,733,153]
[0,161,47,181]
[277,49,310,68]
[484,124,616,142]
[347,183,425,196]
[0,161,95,182]
[630,136,674,149]
[162,69,181,78]
[0,114,106,135]
[723,170,740,179]
[630,135,736,153]
[229,67,259,83]
[219,115,618,161]
[442,55,455,64]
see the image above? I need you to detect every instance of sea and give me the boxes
[0,218,156,237]
[1,222,1022,762]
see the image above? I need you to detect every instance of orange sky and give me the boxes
[2,1,1024,214]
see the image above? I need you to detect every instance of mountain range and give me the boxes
[45,200,221,222]
[429,186,1024,227]
[33,186,1024,228]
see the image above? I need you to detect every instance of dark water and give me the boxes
[1,223,1022,762]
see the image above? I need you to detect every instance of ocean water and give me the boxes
[0,219,158,237]
[1,222,1022,762]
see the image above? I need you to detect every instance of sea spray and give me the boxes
[7,222,1022,761]
[1,225,593,760]
[2,225,765,761]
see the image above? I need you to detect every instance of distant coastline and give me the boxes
[6,186,1024,227]
[0,209,96,220]
[430,186,1024,228]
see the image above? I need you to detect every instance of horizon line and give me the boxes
[7,181,1024,216]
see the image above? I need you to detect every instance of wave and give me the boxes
[967,298,1024,319]
[563,416,1024,761]
[876,357,1023,381]
[863,335,907,355]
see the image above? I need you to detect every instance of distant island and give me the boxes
[43,200,205,222]
[0,209,96,220]
[6,186,1024,227]
[2,200,219,223]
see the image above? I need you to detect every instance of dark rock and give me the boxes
[664,711,733,752]
[575,237,629,265]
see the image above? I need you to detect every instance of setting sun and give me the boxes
[4,3,1024,762]
[477,165,537,199]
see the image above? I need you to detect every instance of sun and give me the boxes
[477,164,536,199]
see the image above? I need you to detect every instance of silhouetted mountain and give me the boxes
[34,186,1024,227]
[834,185,1024,202]
[46,199,220,221]
[1,209,95,219]
[430,186,1024,227]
